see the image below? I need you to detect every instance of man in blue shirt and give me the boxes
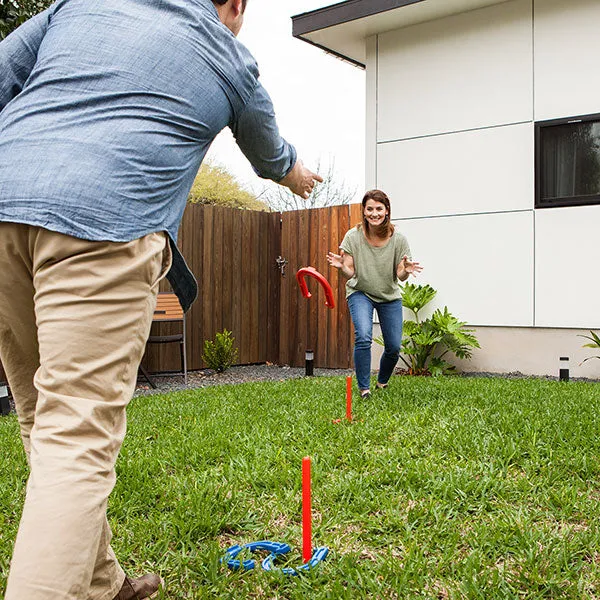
[0,0,322,598]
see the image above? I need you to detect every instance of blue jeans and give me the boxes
[347,291,403,391]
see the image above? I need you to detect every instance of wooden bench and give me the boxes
[139,292,188,387]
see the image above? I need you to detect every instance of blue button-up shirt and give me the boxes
[0,0,296,310]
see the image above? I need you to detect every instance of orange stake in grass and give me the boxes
[302,456,312,563]
[346,375,352,421]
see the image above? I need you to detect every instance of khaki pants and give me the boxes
[0,223,170,600]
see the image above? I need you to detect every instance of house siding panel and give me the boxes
[535,206,600,329]
[396,211,534,327]
[534,0,600,122]
[377,0,533,142]
[377,123,534,218]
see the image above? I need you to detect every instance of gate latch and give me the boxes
[275,255,288,277]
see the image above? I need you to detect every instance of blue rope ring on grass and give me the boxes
[221,541,291,571]
[261,546,329,576]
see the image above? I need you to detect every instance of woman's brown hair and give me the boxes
[359,189,394,239]
[213,0,248,12]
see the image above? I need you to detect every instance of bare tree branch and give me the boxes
[259,158,357,212]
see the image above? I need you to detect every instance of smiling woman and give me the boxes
[327,189,423,397]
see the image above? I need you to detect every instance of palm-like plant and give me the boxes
[375,282,480,376]
[579,330,600,364]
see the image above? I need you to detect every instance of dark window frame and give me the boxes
[535,112,600,209]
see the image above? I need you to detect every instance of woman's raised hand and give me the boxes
[327,251,343,269]
[398,255,423,278]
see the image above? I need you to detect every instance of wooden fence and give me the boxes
[0,202,363,384]
[143,204,281,374]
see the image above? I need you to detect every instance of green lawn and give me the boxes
[2,376,600,598]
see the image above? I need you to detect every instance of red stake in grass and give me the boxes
[346,375,352,421]
[302,456,312,563]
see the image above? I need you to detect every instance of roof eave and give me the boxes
[294,34,366,69]
[292,0,424,68]
[292,0,424,37]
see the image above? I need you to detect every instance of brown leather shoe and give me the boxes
[113,574,164,600]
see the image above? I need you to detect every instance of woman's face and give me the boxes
[363,199,388,228]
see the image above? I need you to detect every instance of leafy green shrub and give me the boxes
[188,162,268,211]
[579,330,600,365]
[202,329,238,373]
[375,282,480,376]
[1,0,54,40]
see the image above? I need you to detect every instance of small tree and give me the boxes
[188,162,268,211]
[202,329,238,373]
[259,158,356,212]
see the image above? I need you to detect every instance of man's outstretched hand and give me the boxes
[279,159,323,199]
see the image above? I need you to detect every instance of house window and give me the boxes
[536,113,600,208]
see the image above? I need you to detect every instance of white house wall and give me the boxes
[372,0,535,329]
[535,206,600,329]
[295,0,600,374]
[530,0,600,330]
[365,36,377,190]
[376,0,533,142]
[534,0,600,121]
[377,123,534,218]
[396,211,534,327]
[362,0,600,374]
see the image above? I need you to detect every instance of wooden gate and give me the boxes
[277,203,362,369]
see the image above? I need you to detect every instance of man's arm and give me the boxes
[0,8,53,112]
[230,82,322,198]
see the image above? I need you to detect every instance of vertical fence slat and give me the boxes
[202,205,215,366]
[239,211,251,364]
[212,206,224,339]
[288,211,300,366]
[296,208,310,366]
[230,210,243,362]
[257,211,270,362]
[221,207,234,337]
[278,212,292,367]
[249,211,260,362]
[316,208,328,368]
[266,212,281,363]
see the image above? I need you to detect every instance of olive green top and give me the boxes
[339,226,411,303]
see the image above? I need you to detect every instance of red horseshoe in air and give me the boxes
[296,267,335,309]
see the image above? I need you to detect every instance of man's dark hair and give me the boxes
[213,0,248,11]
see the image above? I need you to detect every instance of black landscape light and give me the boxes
[559,356,570,382]
[305,349,314,377]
